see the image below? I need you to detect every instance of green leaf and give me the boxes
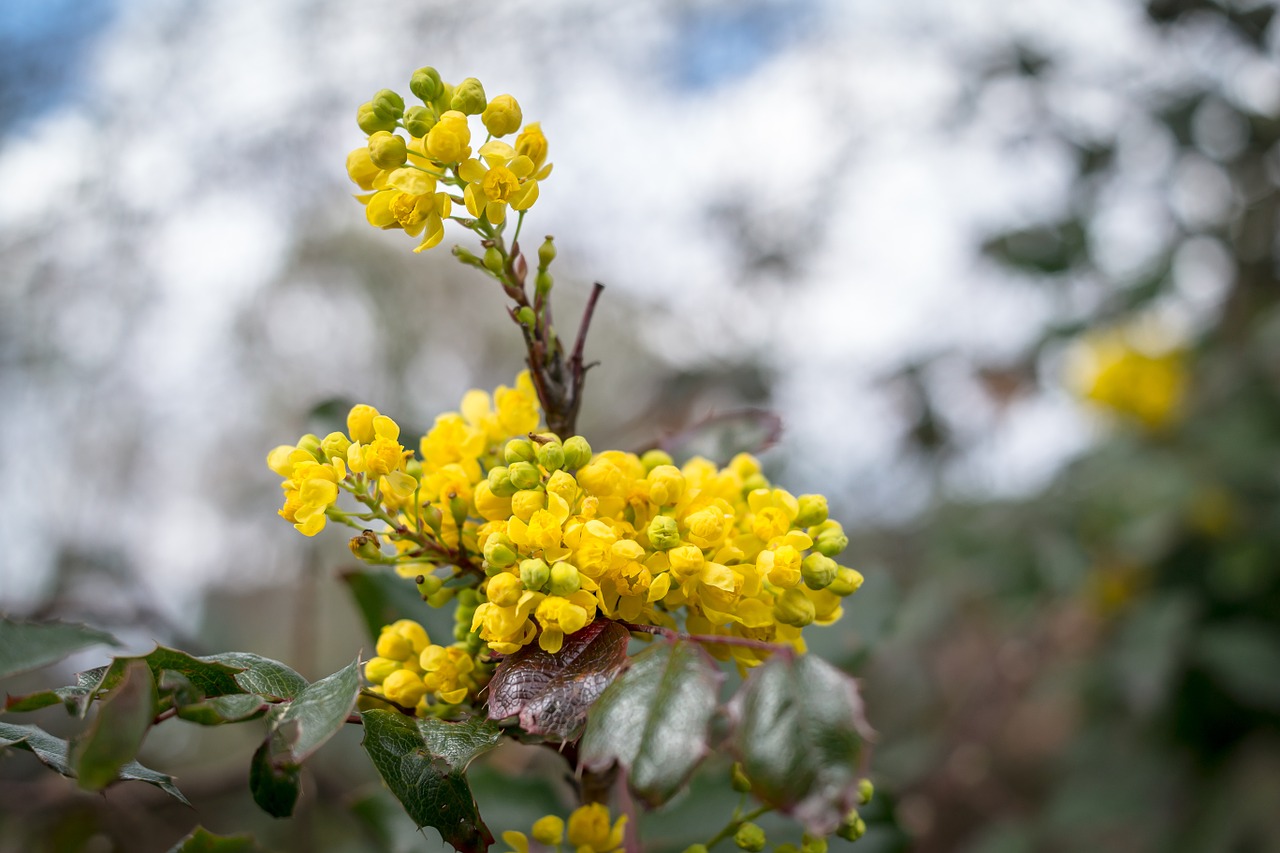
[267,657,360,765]
[580,640,723,806]
[5,666,107,717]
[1193,623,1280,711]
[200,653,308,700]
[487,619,630,740]
[73,659,157,791]
[0,617,119,680]
[250,739,300,818]
[0,720,189,804]
[341,568,428,642]
[360,709,500,853]
[729,654,873,836]
[166,826,272,853]
[98,647,245,703]
[177,694,268,726]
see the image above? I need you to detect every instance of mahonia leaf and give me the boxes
[341,568,429,643]
[360,709,501,853]
[580,640,723,806]
[166,826,272,853]
[177,694,268,726]
[728,654,874,836]
[487,619,630,741]
[200,653,309,700]
[0,720,190,804]
[250,738,300,818]
[0,616,119,680]
[97,647,245,705]
[5,684,95,714]
[266,657,360,765]
[72,659,157,791]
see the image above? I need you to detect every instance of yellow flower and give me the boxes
[419,644,478,704]
[482,94,523,137]
[566,803,626,853]
[348,415,409,478]
[531,815,565,846]
[364,167,452,252]
[426,109,472,163]
[276,455,344,536]
[1071,329,1187,429]
[515,122,553,179]
[534,590,596,653]
[459,140,541,226]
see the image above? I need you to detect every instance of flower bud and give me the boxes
[349,530,383,562]
[520,558,550,592]
[483,245,504,273]
[364,657,398,684]
[801,553,838,590]
[449,493,469,529]
[410,66,443,102]
[801,834,827,853]
[683,846,709,853]
[562,435,592,469]
[511,489,546,520]
[457,588,481,607]
[857,778,874,805]
[484,533,517,569]
[537,235,556,267]
[487,465,518,497]
[297,433,324,460]
[647,515,680,551]
[487,572,523,607]
[647,465,685,506]
[795,494,829,527]
[422,504,444,534]
[742,472,769,493]
[531,816,565,846]
[402,105,436,138]
[371,88,405,121]
[535,271,553,297]
[453,622,472,642]
[548,562,581,596]
[453,246,484,267]
[814,521,849,557]
[836,811,866,842]
[640,448,674,472]
[347,404,379,443]
[321,431,351,462]
[731,762,752,793]
[515,306,536,329]
[382,669,427,707]
[505,438,537,465]
[426,586,455,608]
[368,130,408,169]
[357,101,397,134]
[774,588,816,627]
[346,147,380,190]
[481,93,522,137]
[537,440,565,472]
[827,566,864,597]
[734,823,766,853]
[450,77,487,115]
[508,461,541,491]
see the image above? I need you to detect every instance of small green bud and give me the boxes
[647,515,681,551]
[422,505,444,534]
[483,246,504,273]
[416,574,443,598]
[450,77,487,115]
[402,104,437,137]
[537,441,565,473]
[348,530,383,562]
[857,778,874,805]
[742,472,769,493]
[487,465,518,497]
[562,435,592,469]
[730,762,752,793]
[814,523,849,558]
[802,553,838,590]
[449,493,468,529]
[371,88,405,121]
[515,306,537,329]
[505,438,537,465]
[457,588,481,608]
[367,130,408,169]
[535,270,553,296]
[410,66,443,102]
[484,534,517,569]
[320,431,351,463]
[733,823,766,853]
[795,494,829,527]
[453,246,484,267]
[835,811,866,842]
[297,433,323,460]
[426,587,455,608]
[537,236,556,267]
[520,558,550,591]
[800,834,827,853]
[508,461,541,491]
[682,846,709,853]
[453,622,471,642]
[548,562,581,596]
[640,448,674,472]
[774,587,816,627]
[357,101,397,134]
[827,566,864,597]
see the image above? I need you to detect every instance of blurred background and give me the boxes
[3,0,1280,850]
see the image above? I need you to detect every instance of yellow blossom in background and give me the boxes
[1070,328,1188,429]
[567,803,627,853]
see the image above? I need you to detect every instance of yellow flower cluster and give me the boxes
[1071,330,1187,429]
[363,619,487,713]
[503,804,627,853]
[346,67,552,252]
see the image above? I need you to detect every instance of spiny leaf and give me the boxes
[580,640,723,806]
[166,826,272,853]
[487,619,630,740]
[266,657,360,765]
[360,709,501,853]
[177,694,268,726]
[6,666,108,717]
[250,738,300,818]
[0,720,190,804]
[98,647,245,704]
[729,654,873,836]
[0,617,119,680]
[201,652,308,700]
[73,659,157,791]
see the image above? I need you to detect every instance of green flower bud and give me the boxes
[453,622,471,642]
[548,562,581,596]
[402,104,437,138]
[483,246,504,273]
[537,236,556,267]
[775,846,799,853]
[357,102,397,134]
[481,93,522,137]
[801,553,838,590]
[367,130,408,169]
[457,588,481,607]
[371,88,405,121]
[515,306,536,328]
[640,448,674,473]
[520,557,550,591]
[508,461,541,491]
[795,494,829,527]
[730,762,752,793]
[734,823,766,853]
[836,811,866,842]
[410,66,443,102]
[535,270,553,296]
[484,534,517,570]
[422,504,444,534]
[742,472,769,493]
[505,438,537,465]
[348,530,383,562]
[450,77,487,115]
[415,574,443,598]
[647,515,681,551]
[814,521,849,557]
[453,246,484,268]
[827,566,864,597]
[774,587,816,627]
[426,586,455,608]
[537,441,565,473]
[801,834,827,853]
[857,778,874,805]
[562,435,592,469]
[449,493,468,529]
[297,433,323,460]
[320,431,351,463]
[682,846,709,853]
[487,465,518,497]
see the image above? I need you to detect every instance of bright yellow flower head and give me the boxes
[426,110,472,163]
[482,94,523,137]
[566,803,627,853]
[460,140,541,226]
[364,167,453,252]
[515,122,552,179]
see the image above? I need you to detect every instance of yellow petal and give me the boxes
[459,158,487,183]
[386,167,432,195]
[464,182,481,218]
[485,200,507,225]
[509,180,539,211]
[479,139,516,164]
[366,191,397,228]
[414,215,445,252]
[509,155,534,179]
